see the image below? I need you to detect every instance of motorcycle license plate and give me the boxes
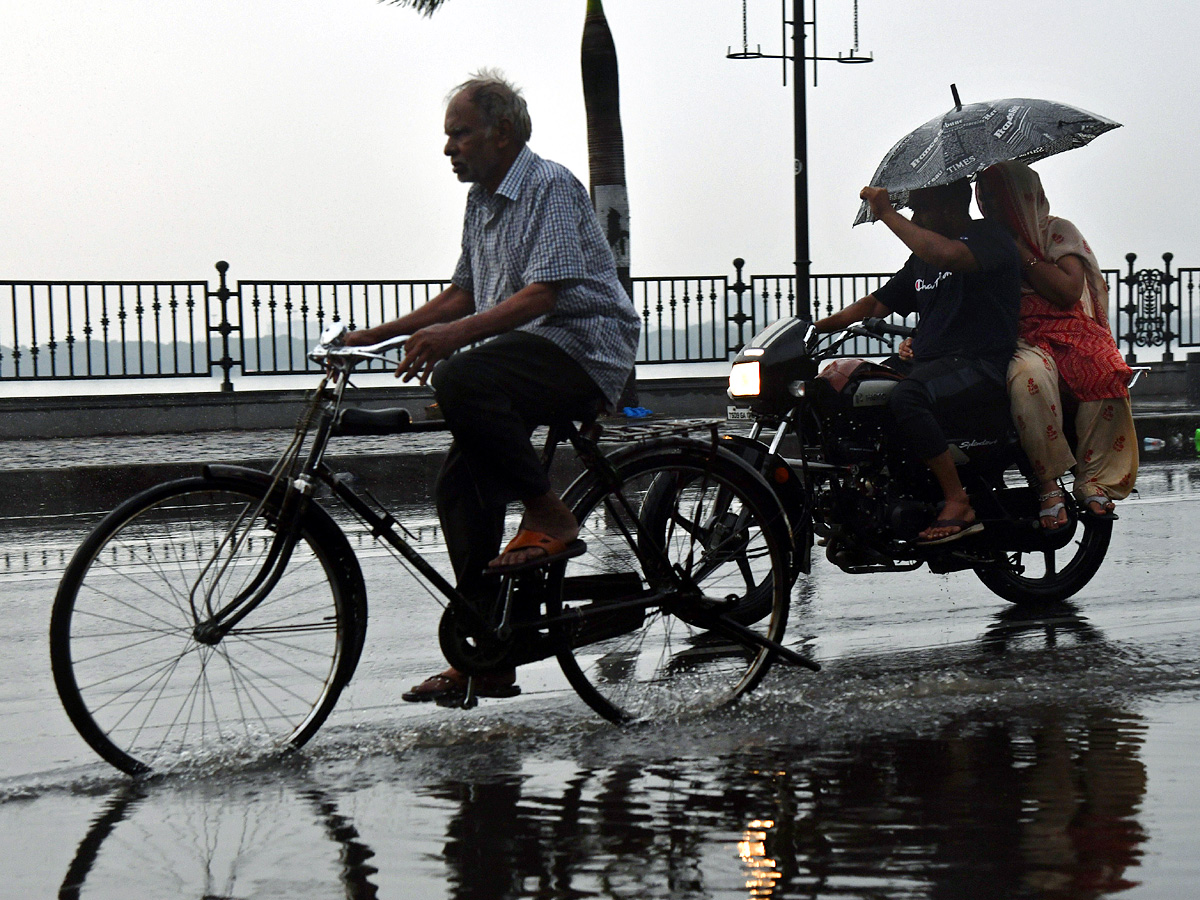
[726,405,753,421]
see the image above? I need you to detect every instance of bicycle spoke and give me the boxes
[53,479,355,774]
[556,447,790,723]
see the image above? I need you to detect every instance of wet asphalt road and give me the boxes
[1,453,1199,899]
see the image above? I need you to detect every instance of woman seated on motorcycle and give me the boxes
[974,160,1137,527]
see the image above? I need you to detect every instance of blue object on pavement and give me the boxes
[623,407,653,418]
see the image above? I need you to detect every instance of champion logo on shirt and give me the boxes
[914,271,952,291]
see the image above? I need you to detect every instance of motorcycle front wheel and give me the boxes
[973,513,1112,606]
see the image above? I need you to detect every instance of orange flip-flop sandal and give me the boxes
[486,529,586,575]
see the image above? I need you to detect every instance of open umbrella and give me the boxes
[853,86,1120,225]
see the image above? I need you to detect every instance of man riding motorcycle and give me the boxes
[813,179,1021,544]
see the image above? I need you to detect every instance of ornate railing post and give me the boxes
[1161,252,1178,362]
[726,257,753,355]
[209,260,241,391]
[1119,252,1178,363]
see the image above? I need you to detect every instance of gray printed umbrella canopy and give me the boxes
[853,87,1121,225]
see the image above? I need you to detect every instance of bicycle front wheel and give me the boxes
[51,474,365,775]
[555,440,792,723]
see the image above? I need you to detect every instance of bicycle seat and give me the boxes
[543,400,604,442]
[333,407,448,436]
[333,407,411,435]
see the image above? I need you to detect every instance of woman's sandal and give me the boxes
[1038,488,1069,531]
[1079,494,1119,521]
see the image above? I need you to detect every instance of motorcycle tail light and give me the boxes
[728,361,761,398]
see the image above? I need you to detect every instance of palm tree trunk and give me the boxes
[581,0,638,408]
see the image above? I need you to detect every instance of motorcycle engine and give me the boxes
[811,368,943,563]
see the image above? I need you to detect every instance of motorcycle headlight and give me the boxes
[728,361,761,398]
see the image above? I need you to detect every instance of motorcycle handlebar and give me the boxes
[857,317,915,339]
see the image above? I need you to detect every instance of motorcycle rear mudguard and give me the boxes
[718,433,812,574]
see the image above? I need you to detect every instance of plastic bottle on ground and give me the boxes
[1143,437,1166,452]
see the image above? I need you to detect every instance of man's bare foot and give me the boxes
[401,667,519,702]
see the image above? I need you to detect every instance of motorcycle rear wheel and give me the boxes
[973,514,1112,606]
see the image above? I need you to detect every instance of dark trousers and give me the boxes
[888,355,1007,461]
[430,331,604,594]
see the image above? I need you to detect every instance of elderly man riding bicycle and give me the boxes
[345,70,640,703]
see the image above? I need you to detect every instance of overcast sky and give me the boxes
[3,0,1197,285]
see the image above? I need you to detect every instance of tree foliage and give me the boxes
[382,0,449,16]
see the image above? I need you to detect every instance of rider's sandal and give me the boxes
[916,517,984,545]
[1038,488,1069,531]
[486,529,587,575]
[402,668,520,703]
[1079,494,1119,521]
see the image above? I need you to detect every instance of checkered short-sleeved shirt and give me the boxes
[451,146,641,406]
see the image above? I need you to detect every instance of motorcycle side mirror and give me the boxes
[803,321,818,352]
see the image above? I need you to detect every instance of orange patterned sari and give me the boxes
[975,162,1131,401]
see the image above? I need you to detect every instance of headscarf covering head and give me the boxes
[974,160,1108,323]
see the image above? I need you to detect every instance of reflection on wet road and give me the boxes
[36,700,1157,899]
[3,461,1200,898]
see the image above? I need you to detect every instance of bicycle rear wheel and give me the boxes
[554,440,792,723]
[51,474,365,775]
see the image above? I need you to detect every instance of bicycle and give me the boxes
[51,325,816,775]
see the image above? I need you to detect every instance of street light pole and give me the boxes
[729,0,872,321]
[792,20,810,319]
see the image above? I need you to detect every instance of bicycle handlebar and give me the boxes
[308,323,410,367]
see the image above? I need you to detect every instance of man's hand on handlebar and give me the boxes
[340,329,373,349]
[336,322,468,385]
[393,322,467,386]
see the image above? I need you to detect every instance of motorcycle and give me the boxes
[722,315,1113,606]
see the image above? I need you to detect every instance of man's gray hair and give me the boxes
[449,69,533,145]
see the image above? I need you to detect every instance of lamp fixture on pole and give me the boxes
[728,0,872,321]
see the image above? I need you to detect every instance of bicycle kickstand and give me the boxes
[459,677,479,710]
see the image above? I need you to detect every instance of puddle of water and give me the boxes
[1127,695,1200,899]
[6,685,1199,899]
[5,462,1200,897]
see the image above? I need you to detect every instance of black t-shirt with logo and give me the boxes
[873,218,1020,369]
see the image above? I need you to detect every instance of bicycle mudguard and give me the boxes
[202,463,286,492]
[200,464,370,671]
[332,407,450,436]
[717,434,813,575]
[563,434,798,575]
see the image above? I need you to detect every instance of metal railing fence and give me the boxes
[3,255,1195,388]
[236,278,453,376]
[2,280,210,381]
